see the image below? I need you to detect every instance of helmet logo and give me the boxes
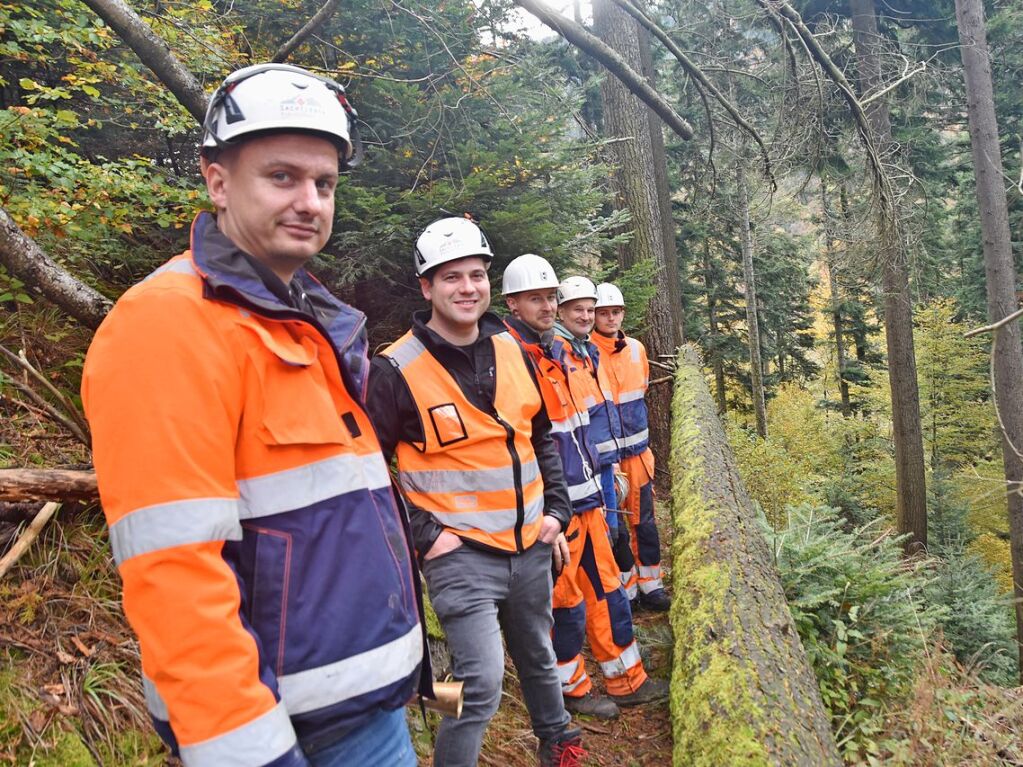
[280,93,325,118]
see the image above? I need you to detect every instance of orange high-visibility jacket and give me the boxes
[82,212,423,767]
[554,334,624,468]
[380,330,546,553]
[590,331,650,457]
[505,319,604,514]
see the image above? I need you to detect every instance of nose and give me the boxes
[544,296,558,312]
[293,179,324,214]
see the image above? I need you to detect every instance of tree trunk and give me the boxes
[955,0,1023,681]
[849,0,927,553]
[737,161,767,438]
[703,241,727,413]
[822,183,851,416]
[592,0,684,484]
[0,469,98,503]
[0,207,112,330]
[669,344,841,765]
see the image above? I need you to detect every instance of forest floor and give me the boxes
[410,608,675,767]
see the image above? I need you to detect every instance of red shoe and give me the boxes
[538,727,586,766]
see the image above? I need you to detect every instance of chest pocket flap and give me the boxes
[242,321,351,447]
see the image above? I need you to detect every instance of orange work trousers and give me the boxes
[551,507,647,697]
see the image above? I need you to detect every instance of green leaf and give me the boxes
[81,84,100,98]
[19,77,37,90]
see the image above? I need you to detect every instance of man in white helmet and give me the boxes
[367,220,584,766]
[82,64,428,767]
[592,283,670,612]
[545,275,669,710]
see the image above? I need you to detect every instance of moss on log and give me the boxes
[669,344,840,766]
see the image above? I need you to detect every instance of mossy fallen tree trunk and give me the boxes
[669,344,840,766]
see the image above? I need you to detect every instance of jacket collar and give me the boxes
[188,211,371,397]
[553,321,593,363]
[590,329,627,355]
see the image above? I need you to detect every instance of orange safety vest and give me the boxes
[381,330,546,553]
[590,331,650,457]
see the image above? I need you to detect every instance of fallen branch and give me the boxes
[0,469,98,503]
[0,502,61,579]
[649,375,673,386]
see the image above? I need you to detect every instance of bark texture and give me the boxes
[737,161,767,438]
[670,344,841,766]
[822,184,851,417]
[849,0,927,552]
[272,0,343,63]
[80,0,208,122]
[0,207,112,329]
[955,0,1023,680]
[0,470,99,503]
[593,0,684,483]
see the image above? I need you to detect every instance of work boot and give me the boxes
[610,677,670,707]
[538,727,586,767]
[638,588,671,612]
[563,691,620,719]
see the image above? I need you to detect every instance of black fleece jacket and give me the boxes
[366,309,572,558]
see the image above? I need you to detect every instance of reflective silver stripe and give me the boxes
[278,624,422,715]
[618,389,646,404]
[109,498,242,565]
[142,675,169,722]
[549,410,589,434]
[557,659,587,693]
[624,581,639,600]
[638,578,665,593]
[637,564,662,579]
[628,338,642,363]
[600,641,642,679]
[582,396,597,409]
[385,335,427,370]
[143,259,198,282]
[430,508,518,532]
[179,701,297,767]
[399,459,539,497]
[238,453,390,519]
[596,429,648,455]
[567,478,602,502]
[430,493,543,531]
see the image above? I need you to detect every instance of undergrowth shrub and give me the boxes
[766,505,944,762]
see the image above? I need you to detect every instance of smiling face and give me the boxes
[506,288,559,333]
[558,297,596,338]
[594,305,625,336]
[420,256,491,337]
[203,132,339,282]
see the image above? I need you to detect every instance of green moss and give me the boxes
[33,729,93,767]
[669,353,770,766]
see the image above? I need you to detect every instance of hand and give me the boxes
[424,530,463,561]
[552,532,570,575]
[537,515,562,544]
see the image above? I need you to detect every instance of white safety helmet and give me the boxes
[557,275,598,305]
[502,254,559,295]
[595,282,626,309]
[414,217,494,276]
[202,63,362,170]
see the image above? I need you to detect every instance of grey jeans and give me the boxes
[423,540,572,766]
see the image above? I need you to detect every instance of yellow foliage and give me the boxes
[969,533,1014,593]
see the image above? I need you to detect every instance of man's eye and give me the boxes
[316,179,336,191]
[272,172,290,183]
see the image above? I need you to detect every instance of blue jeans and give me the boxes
[307,708,415,767]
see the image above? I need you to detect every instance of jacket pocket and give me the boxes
[239,524,293,678]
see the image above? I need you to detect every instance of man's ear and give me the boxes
[204,160,229,210]
[419,275,432,302]
[505,295,518,316]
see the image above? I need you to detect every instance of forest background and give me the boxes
[1,0,1022,764]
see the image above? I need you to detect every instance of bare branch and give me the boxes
[80,0,208,121]
[610,0,772,184]
[511,0,694,140]
[273,0,344,63]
